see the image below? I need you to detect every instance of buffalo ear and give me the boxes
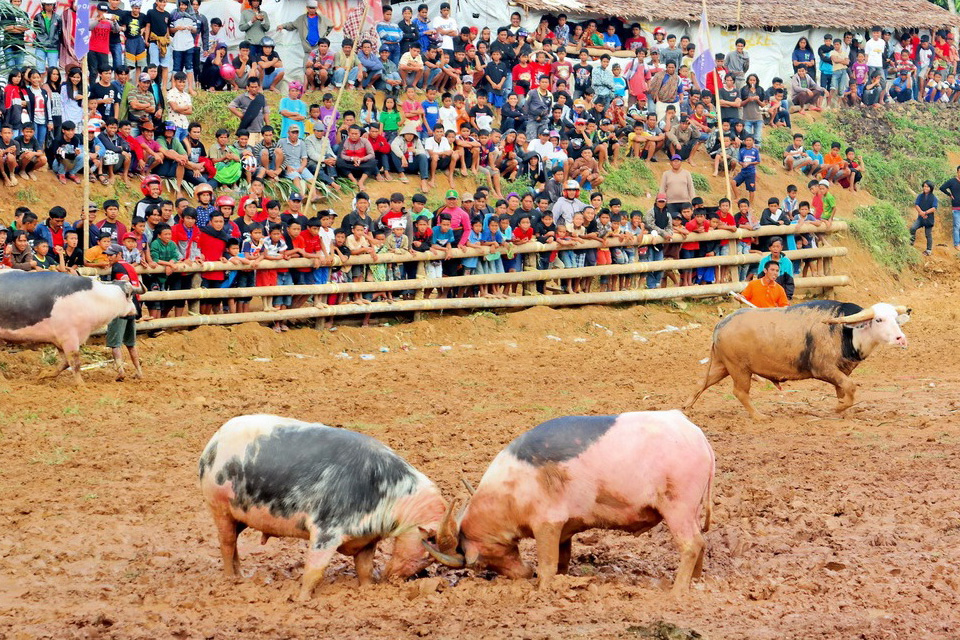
[896,314,910,325]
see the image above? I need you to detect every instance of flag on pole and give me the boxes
[691,10,715,90]
[73,0,92,59]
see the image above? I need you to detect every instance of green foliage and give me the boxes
[192,92,239,135]
[691,173,711,193]
[849,203,918,272]
[601,158,657,196]
[502,174,533,197]
[763,126,794,155]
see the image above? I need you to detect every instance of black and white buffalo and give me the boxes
[199,415,449,600]
[0,271,137,383]
[684,301,910,419]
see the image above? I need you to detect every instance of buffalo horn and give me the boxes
[823,308,876,325]
[436,500,459,553]
[894,305,910,316]
[460,477,476,496]
[421,539,465,568]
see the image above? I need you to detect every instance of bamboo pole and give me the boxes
[82,58,91,250]
[139,247,848,301]
[701,0,732,201]
[80,221,849,276]
[302,0,373,212]
[114,276,850,333]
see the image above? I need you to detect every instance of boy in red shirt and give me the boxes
[195,212,230,315]
[679,203,707,286]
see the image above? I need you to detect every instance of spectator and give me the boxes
[33,0,62,73]
[390,121,430,191]
[257,37,285,91]
[336,124,376,188]
[278,0,331,55]
[659,154,695,215]
[648,61,681,122]
[145,0,173,88]
[227,77,268,146]
[910,180,937,256]
[727,38,750,89]
[239,0,270,58]
[278,124,310,193]
[791,66,825,112]
[741,261,788,307]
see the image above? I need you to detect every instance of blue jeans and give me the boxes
[744,120,763,146]
[53,151,84,176]
[274,271,293,307]
[5,47,24,69]
[148,42,173,68]
[953,208,960,247]
[172,48,194,72]
[31,124,47,147]
[34,49,59,72]
[332,66,359,87]
[644,246,664,289]
[737,240,752,281]
[393,152,429,179]
[111,42,124,69]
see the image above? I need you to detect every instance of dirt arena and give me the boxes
[2,270,959,639]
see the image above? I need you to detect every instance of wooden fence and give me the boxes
[83,221,849,333]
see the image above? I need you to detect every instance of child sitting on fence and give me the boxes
[370,229,391,302]
[510,214,535,297]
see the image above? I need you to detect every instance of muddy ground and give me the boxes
[1,278,959,640]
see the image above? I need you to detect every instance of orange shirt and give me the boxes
[822,150,844,178]
[742,278,789,308]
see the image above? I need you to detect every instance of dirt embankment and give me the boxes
[1,277,959,638]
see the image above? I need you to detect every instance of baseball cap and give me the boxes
[121,232,137,241]
[306,0,318,6]
[105,243,123,256]
[138,72,150,82]
[671,154,682,161]
[88,203,100,211]
[461,192,475,202]
[97,2,109,10]
[818,179,830,187]
[656,193,667,201]
[290,192,303,201]
[462,75,473,84]
[445,189,458,199]
[575,118,587,125]
[600,118,612,126]
[564,180,581,190]
[164,122,177,131]
[549,130,560,138]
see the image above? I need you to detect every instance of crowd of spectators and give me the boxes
[0,2,953,326]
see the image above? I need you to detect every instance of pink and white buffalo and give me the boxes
[424,410,715,593]
[199,415,449,600]
[0,271,137,383]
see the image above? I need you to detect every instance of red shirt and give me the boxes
[367,133,391,154]
[239,195,269,222]
[716,211,736,245]
[90,19,112,55]
[380,210,403,229]
[512,63,535,94]
[292,233,320,272]
[196,228,227,280]
[512,226,534,242]
[682,218,707,250]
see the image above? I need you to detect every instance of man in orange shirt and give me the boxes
[822,141,850,183]
[741,261,789,307]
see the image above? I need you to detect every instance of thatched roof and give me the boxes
[515,0,960,29]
